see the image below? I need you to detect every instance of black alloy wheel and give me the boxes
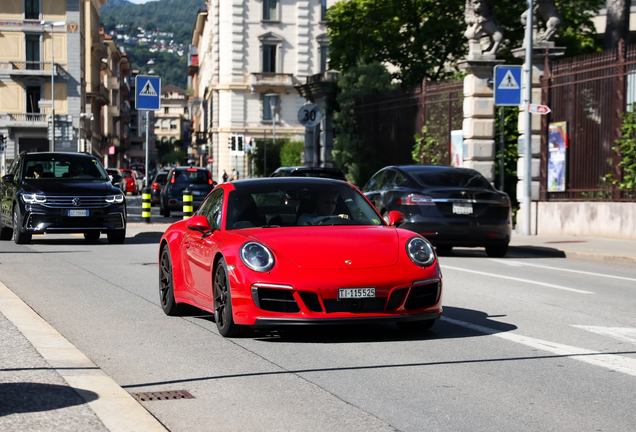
[159,245,188,316]
[396,319,436,332]
[213,258,244,337]
[84,231,100,241]
[107,229,126,244]
[485,243,509,258]
[12,208,31,244]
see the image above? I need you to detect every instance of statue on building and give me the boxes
[521,0,562,43]
[464,0,504,58]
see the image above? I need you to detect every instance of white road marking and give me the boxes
[489,259,636,283]
[440,265,595,294]
[572,326,636,345]
[442,317,636,377]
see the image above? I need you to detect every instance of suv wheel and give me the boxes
[13,208,31,244]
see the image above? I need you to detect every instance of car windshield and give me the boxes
[173,169,209,185]
[226,183,383,230]
[155,173,167,183]
[411,169,493,189]
[23,156,109,181]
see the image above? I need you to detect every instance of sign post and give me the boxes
[135,75,161,188]
[494,65,523,193]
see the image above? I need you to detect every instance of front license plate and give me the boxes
[67,209,88,217]
[452,203,473,215]
[338,287,376,300]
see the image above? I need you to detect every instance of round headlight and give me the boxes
[406,237,435,267]
[240,242,275,272]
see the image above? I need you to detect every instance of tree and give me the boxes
[280,140,305,167]
[327,0,604,87]
[604,0,630,50]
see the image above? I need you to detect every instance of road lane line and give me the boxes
[0,281,168,432]
[572,326,636,345]
[442,317,636,377]
[440,265,595,294]
[489,259,636,282]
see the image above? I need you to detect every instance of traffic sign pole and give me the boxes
[135,76,161,187]
[523,0,533,237]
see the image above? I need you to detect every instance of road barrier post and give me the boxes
[142,187,152,224]
[183,188,193,219]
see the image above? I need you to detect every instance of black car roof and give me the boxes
[231,177,349,190]
[390,165,480,174]
[23,152,98,160]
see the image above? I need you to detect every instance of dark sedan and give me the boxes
[0,152,127,244]
[362,165,511,257]
[150,170,168,206]
[159,167,214,217]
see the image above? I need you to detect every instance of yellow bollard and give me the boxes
[183,188,193,219]
[142,187,151,224]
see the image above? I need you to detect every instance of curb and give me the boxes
[0,281,168,432]
[509,245,636,265]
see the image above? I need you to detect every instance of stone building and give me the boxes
[154,84,190,167]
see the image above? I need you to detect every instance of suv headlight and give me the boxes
[105,194,124,204]
[406,237,435,267]
[22,194,47,204]
[240,242,275,272]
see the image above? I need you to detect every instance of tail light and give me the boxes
[489,196,510,207]
[187,168,197,172]
[397,194,435,205]
[152,182,160,190]
[208,172,213,185]
[170,177,175,183]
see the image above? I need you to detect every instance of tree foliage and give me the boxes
[611,104,636,189]
[280,140,305,167]
[327,0,604,86]
[412,125,448,165]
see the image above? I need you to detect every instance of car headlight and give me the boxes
[22,194,47,204]
[105,194,124,204]
[406,237,435,267]
[240,242,275,272]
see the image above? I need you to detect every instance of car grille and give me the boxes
[256,288,300,313]
[39,196,110,208]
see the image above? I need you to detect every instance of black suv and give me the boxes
[159,167,214,217]
[0,152,127,244]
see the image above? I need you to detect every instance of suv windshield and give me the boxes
[173,169,210,185]
[226,183,383,230]
[23,156,109,181]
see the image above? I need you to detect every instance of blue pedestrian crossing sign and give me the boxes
[494,66,522,106]
[135,75,161,110]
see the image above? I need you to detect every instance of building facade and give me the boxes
[0,0,109,177]
[154,84,190,168]
[190,0,333,180]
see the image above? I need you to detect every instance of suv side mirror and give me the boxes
[2,174,14,184]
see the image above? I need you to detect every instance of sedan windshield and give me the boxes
[226,184,383,229]
[23,156,109,181]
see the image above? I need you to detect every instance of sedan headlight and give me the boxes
[240,242,275,272]
[22,194,47,204]
[406,237,435,267]
[105,194,125,204]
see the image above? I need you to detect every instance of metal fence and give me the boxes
[354,80,464,171]
[541,41,636,201]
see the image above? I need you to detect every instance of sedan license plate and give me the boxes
[338,287,375,300]
[452,203,473,215]
[67,209,88,217]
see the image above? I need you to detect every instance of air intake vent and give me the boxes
[404,283,439,310]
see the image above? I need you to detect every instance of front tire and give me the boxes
[397,319,436,332]
[13,208,31,244]
[213,258,244,338]
[107,229,126,244]
[159,245,189,316]
[485,243,508,257]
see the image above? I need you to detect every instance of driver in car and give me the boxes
[298,191,350,225]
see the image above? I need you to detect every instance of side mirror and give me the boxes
[388,211,406,227]
[186,215,214,238]
[1,174,14,184]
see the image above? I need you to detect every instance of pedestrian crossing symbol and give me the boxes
[498,70,520,90]
[139,80,157,96]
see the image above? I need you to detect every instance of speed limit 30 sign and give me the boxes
[297,104,322,128]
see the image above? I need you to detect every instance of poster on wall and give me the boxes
[548,121,568,192]
[450,130,463,167]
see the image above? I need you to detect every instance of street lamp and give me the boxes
[41,20,66,152]
[265,93,278,177]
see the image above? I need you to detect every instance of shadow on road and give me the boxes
[0,382,97,416]
[437,246,566,259]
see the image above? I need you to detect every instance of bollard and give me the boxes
[142,187,152,224]
[183,188,193,219]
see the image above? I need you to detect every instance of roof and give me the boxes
[232,177,350,190]
[162,84,185,95]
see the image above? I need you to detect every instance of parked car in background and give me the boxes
[0,152,127,244]
[270,166,346,181]
[362,165,512,257]
[159,167,215,217]
[106,168,124,191]
[120,169,141,195]
[150,170,169,206]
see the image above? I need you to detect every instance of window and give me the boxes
[26,86,41,114]
[263,44,276,73]
[321,0,328,21]
[263,0,278,21]
[263,94,278,121]
[161,119,169,129]
[320,45,329,72]
[199,189,224,230]
[25,34,40,70]
[170,119,177,130]
[164,107,169,114]
[25,0,39,20]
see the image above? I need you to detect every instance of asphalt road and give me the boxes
[1,195,636,431]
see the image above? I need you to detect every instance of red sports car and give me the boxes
[159,178,443,337]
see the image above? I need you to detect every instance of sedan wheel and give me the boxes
[213,258,244,337]
[12,208,31,244]
[159,246,188,316]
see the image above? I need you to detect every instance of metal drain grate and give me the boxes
[131,390,195,402]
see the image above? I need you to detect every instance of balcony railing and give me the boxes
[0,62,61,76]
[0,113,49,126]
[250,73,295,91]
